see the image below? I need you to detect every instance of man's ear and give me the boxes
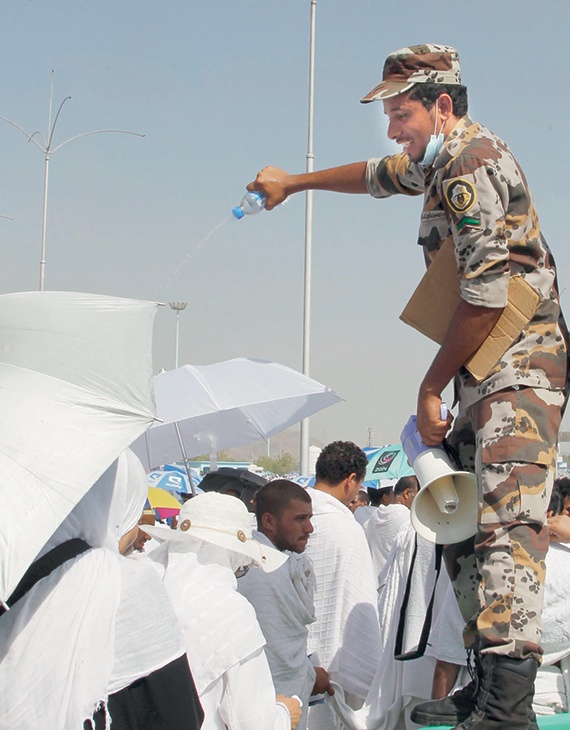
[437,92,454,121]
[344,473,358,493]
[260,512,276,533]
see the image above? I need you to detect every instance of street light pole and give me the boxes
[300,0,317,475]
[0,70,145,291]
[169,301,187,369]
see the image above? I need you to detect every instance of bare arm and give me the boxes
[247,163,368,210]
[417,299,504,445]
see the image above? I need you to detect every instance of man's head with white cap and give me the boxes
[144,491,287,573]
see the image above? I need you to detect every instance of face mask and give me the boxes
[420,100,445,167]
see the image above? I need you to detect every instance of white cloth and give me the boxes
[238,530,317,729]
[149,537,291,730]
[0,547,120,730]
[0,448,185,730]
[321,524,446,730]
[305,489,381,701]
[363,504,410,586]
[109,558,187,694]
[354,505,375,526]
[426,578,467,666]
[199,647,292,730]
[533,664,569,716]
[541,542,570,665]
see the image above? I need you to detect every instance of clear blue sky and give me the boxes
[1,1,568,450]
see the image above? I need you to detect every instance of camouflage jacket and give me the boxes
[366,115,568,407]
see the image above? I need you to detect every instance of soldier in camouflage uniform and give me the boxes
[247,44,568,729]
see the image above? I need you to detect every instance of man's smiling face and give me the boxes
[383,92,437,163]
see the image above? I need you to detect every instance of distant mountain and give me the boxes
[224,427,325,462]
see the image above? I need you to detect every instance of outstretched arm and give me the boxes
[247,163,368,210]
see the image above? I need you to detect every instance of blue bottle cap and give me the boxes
[232,206,244,220]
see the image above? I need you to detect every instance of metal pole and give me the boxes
[39,72,55,292]
[175,310,181,368]
[174,421,197,496]
[39,152,49,291]
[169,301,187,369]
[300,0,316,475]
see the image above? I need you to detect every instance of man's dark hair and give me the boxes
[315,441,368,485]
[408,83,468,118]
[549,481,565,516]
[367,487,383,507]
[554,477,570,499]
[376,485,395,503]
[255,479,311,527]
[393,475,419,497]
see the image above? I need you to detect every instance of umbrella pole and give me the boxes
[174,421,197,496]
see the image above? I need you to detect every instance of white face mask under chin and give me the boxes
[420,102,445,168]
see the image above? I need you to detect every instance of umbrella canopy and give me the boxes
[363,444,415,486]
[147,486,182,519]
[294,475,316,487]
[0,291,157,604]
[131,357,342,471]
[148,465,202,495]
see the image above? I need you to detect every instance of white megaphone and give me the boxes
[400,413,478,545]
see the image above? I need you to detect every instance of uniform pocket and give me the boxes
[477,388,559,468]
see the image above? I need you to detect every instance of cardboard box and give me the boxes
[400,240,541,382]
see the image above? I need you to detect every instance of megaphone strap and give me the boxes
[442,438,463,470]
[394,537,443,661]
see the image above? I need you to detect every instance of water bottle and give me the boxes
[232,191,266,220]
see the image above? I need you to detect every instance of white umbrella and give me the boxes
[131,357,342,473]
[0,291,158,604]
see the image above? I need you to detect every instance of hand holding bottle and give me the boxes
[247,165,292,210]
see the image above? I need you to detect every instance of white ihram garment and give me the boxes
[354,505,375,526]
[149,539,291,730]
[238,530,317,729]
[305,489,381,729]
[0,449,185,730]
[363,504,410,587]
[323,524,446,730]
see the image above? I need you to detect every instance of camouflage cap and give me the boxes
[361,43,461,103]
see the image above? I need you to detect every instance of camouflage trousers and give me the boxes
[443,386,564,661]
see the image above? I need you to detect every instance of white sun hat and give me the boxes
[144,492,287,572]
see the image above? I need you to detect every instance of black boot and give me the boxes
[455,654,538,729]
[410,652,539,729]
[410,653,481,727]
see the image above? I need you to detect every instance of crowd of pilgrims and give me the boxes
[1,439,569,729]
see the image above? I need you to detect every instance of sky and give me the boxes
[1,1,569,455]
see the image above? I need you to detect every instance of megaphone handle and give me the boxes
[440,402,448,421]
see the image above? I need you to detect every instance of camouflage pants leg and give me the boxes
[443,386,563,660]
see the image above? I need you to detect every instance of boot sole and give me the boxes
[410,709,465,726]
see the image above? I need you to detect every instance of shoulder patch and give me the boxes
[445,178,477,214]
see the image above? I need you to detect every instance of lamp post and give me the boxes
[169,301,187,369]
[0,70,145,291]
[300,0,317,475]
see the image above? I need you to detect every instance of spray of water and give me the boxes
[155,194,291,297]
[156,217,229,295]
